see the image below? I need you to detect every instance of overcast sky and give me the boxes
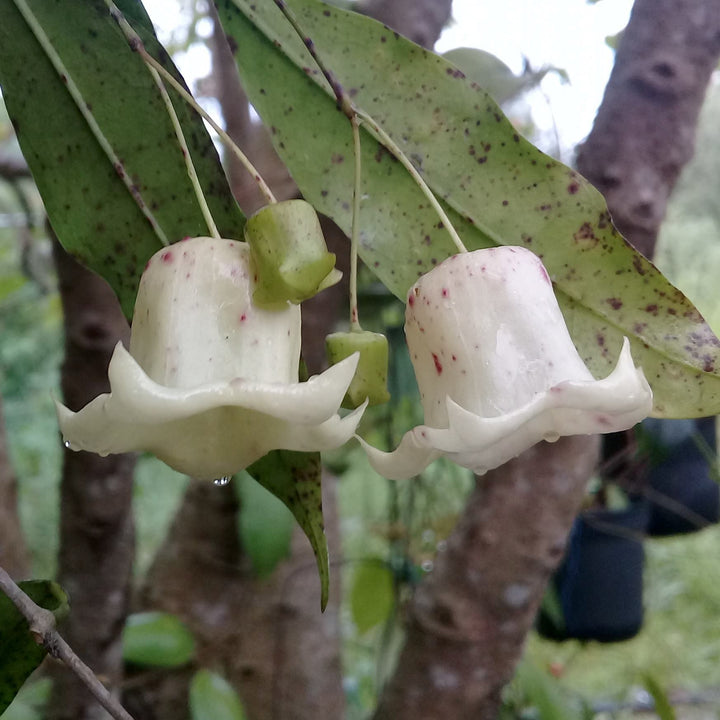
[436,0,634,150]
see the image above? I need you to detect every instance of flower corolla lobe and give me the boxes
[359,246,653,480]
[56,237,363,480]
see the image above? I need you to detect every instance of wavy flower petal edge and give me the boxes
[357,247,653,480]
[56,237,365,481]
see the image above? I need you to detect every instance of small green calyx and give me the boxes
[245,199,342,307]
[326,330,391,409]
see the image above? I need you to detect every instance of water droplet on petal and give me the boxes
[213,476,231,486]
[543,432,560,443]
[63,440,80,451]
[421,559,434,573]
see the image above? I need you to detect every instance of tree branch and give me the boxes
[575,0,720,258]
[0,566,135,720]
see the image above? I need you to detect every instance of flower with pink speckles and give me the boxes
[56,237,364,480]
[358,246,653,480]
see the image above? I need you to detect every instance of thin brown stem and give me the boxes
[0,566,136,720]
[273,0,353,118]
[349,115,362,330]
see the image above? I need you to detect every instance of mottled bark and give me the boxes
[374,436,599,720]
[575,0,720,259]
[50,242,136,720]
[0,391,29,579]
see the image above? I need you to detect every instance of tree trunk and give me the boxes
[129,475,345,720]
[0,391,29,579]
[575,0,720,259]
[373,436,599,720]
[374,2,720,716]
[133,4,455,718]
[49,242,136,720]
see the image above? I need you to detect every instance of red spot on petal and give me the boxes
[432,353,443,375]
[239,313,247,322]
[161,250,173,264]
[441,287,449,298]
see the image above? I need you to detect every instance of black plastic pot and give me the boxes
[642,417,719,537]
[537,501,648,643]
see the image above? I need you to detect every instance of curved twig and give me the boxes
[0,566,136,720]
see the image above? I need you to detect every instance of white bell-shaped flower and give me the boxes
[359,246,653,480]
[56,237,364,481]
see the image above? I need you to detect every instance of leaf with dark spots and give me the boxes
[0,0,244,316]
[217,0,720,417]
[247,450,330,610]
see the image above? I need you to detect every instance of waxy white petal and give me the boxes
[57,237,365,480]
[358,247,653,480]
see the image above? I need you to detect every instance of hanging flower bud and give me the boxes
[56,237,364,481]
[326,330,391,408]
[245,200,342,307]
[358,246,653,480]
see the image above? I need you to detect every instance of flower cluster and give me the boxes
[58,241,652,481]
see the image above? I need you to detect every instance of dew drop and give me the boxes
[213,475,231,486]
[421,559,434,573]
[63,440,80,451]
[543,432,560,443]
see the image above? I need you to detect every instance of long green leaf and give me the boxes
[0,1,325,596]
[216,0,720,417]
[0,0,245,316]
[0,580,68,714]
